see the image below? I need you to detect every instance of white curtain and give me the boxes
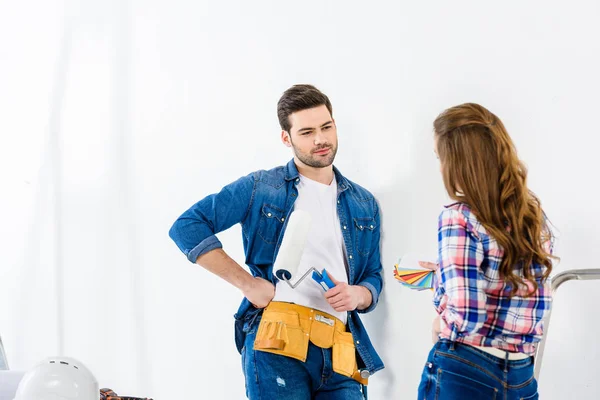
[0,0,150,393]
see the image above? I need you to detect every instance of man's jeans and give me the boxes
[242,318,364,400]
[418,339,538,400]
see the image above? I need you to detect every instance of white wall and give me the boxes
[1,0,599,399]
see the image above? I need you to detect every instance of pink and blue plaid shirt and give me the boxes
[433,202,553,355]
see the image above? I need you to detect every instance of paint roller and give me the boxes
[273,211,370,384]
[273,209,336,291]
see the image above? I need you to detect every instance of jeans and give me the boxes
[418,340,538,400]
[242,318,364,400]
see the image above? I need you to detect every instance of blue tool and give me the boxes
[312,268,336,291]
[278,266,337,291]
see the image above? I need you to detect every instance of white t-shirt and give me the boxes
[273,174,349,324]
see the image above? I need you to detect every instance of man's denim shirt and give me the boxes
[169,159,384,374]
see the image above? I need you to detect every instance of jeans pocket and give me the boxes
[437,369,498,400]
[518,380,538,400]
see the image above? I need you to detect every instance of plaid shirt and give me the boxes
[433,202,553,354]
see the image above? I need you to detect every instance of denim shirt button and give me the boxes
[349,255,353,259]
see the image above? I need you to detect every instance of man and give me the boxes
[169,84,384,399]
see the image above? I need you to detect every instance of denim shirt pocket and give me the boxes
[258,204,286,245]
[354,217,376,256]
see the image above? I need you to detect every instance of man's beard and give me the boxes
[292,142,338,168]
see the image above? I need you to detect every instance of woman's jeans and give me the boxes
[418,339,538,400]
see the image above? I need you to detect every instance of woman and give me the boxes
[418,103,556,400]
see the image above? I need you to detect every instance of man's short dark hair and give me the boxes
[277,84,333,132]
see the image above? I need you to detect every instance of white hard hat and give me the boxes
[13,357,99,400]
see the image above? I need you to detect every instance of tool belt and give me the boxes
[253,301,368,385]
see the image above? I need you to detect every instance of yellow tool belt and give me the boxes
[253,301,368,385]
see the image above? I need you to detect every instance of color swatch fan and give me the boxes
[393,260,435,291]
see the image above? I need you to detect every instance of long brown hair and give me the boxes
[434,103,555,295]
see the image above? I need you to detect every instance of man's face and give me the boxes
[282,105,338,168]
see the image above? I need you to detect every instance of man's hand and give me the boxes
[242,276,275,309]
[324,274,372,312]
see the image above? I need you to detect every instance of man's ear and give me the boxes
[281,130,292,148]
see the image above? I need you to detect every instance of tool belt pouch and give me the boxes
[253,309,309,362]
[332,330,359,379]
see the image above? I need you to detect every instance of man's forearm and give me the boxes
[196,248,275,308]
[196,248,254,292]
